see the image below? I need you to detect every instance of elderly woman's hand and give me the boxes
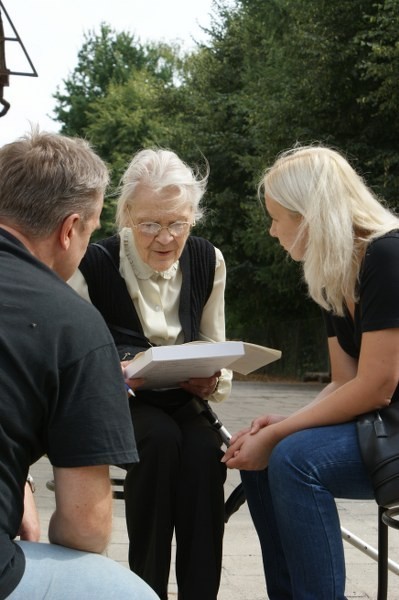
[180,371,221,399]
[122,360,146,392]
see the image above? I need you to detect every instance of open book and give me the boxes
[124,340,282,390]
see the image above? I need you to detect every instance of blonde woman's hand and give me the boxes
[222,425,281,471]
[229,414,286,445]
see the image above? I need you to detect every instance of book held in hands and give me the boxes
[123,340,282,390]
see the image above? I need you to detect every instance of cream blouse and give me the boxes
[69,228,232,402]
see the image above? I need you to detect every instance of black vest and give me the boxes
[79,234,216,359]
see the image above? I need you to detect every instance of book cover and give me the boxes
[124,340,281,390]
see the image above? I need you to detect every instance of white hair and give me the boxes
[115,148,208,229]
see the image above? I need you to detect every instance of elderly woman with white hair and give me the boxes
[223,145,399,599]
[69,147,232,600]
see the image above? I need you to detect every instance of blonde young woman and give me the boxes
[69,148,232,600]
[223,145,399,599]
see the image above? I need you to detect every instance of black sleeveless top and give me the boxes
[79,234,217,360]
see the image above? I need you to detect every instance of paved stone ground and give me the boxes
[30,380,399,599]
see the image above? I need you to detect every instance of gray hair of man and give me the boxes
[259,144,399,316]
[0,129,109,238]
[115,148,208,229]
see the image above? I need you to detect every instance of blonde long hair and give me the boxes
[260,145,399,315]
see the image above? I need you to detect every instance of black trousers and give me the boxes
[124,390,226,600]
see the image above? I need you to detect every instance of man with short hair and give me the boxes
[0,130,159,600]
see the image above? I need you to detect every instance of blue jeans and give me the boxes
[241,422,374,600]
[8,541,160,599]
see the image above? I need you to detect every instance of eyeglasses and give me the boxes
[131,221,193,238]
[126,205,194,238]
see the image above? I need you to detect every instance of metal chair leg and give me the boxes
[377,505,389,600]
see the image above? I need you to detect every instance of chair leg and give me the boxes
[377,505,388,600]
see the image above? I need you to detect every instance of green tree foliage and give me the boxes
[53,24,148,135]
[52,1,399,356]
[180,0,399,335]
[179,1,315,331]
[356,1,399,202]
[53,24,187,236]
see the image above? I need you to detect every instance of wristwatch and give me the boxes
[26,474,35,494]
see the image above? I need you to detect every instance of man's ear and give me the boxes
[59,213,81,250]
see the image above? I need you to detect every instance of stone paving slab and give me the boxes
[30,380,399,599]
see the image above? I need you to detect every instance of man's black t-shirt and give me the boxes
[323,231,399,403]
[0,229,139,598]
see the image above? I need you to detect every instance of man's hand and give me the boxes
[18,481,40,541]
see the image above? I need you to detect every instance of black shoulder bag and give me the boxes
[356,402,399,508]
